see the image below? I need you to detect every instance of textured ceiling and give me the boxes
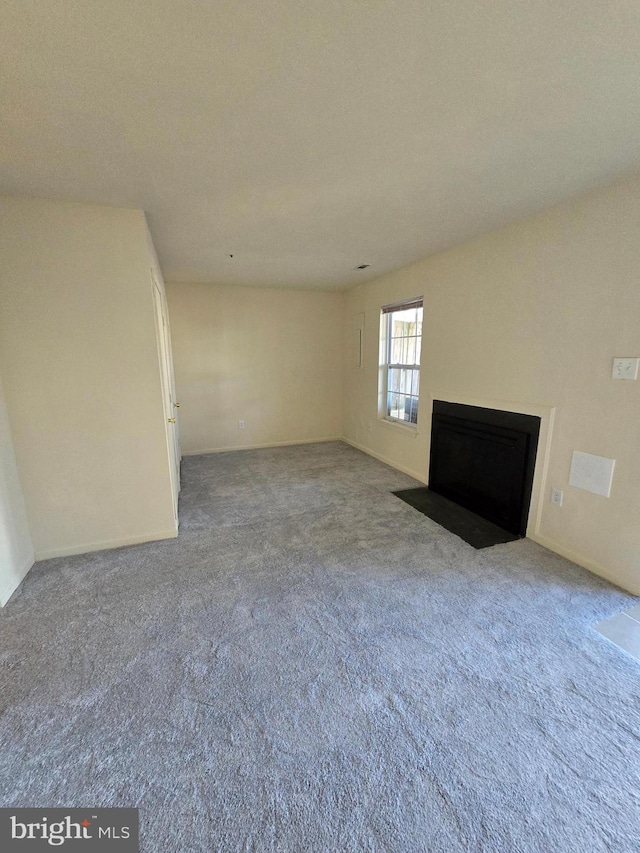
[2,1,640,289]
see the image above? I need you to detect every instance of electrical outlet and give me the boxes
[239,420,245,429]
[550,487,563,507]
[612,357,639,380]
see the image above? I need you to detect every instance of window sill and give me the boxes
[378,417,419,437]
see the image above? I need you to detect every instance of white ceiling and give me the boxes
[2,1,640,290]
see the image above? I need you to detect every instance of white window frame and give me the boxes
[379,297,423,427]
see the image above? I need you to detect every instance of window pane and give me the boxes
[393,307,416,326]
[387,392,402,419]
[401,395,410,422]
[391,336,404,363]
[391,368,400,393]
[393,393,405,421]
[398,395,417,423]
[391,318,405,337]
[388,368,402,393]
[405,336,416,364]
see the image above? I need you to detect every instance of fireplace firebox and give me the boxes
[429,401,540,536]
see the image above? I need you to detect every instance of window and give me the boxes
[380,298,423,425]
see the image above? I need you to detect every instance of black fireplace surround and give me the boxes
[429,401,540,536]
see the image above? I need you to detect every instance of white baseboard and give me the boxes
[35,527,178,562]
[182,436,343,456]
[341,437,427,484]
[529,532,640,595]
[0,551,35,607]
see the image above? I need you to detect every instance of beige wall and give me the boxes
[343,175,640,594]
[166,283,344,453]
[0,369,34,604]
[0,198,177,559]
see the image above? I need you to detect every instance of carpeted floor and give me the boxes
[1,441,639,852]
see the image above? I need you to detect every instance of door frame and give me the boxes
[151,270,180,523]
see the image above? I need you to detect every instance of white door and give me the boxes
[151,272,181,521]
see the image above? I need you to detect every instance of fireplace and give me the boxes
[429,401,540,536]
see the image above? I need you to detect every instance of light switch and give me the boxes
[569,451,615,498]
[612,358,639,380]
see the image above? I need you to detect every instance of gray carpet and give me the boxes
[1,441,639,852]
